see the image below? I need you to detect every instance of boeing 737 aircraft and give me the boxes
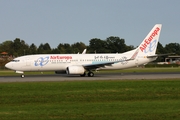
[5,24,162,78]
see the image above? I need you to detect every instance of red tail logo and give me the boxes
[140,27,160,52]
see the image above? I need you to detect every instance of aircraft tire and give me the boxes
[88,72,94,77]
[21,74,25,78]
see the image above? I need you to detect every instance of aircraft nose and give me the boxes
[5,62,12,69]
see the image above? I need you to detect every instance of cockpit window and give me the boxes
[11,60,20,62]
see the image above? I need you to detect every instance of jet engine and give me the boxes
[66,65,85,75]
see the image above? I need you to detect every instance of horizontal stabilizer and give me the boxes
[147,53,175,58]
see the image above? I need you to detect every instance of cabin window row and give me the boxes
[34,59,122,62]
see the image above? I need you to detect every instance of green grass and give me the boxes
[0,80,180,120]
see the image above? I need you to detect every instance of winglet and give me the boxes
[130,48,139,60]
[82,49,87,54]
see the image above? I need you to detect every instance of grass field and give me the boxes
[0,80,180,120]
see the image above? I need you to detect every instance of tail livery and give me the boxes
[138,24,162,56]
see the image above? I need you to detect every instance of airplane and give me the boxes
[5,24,162,78]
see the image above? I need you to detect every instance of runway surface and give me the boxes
[0,72,180,82]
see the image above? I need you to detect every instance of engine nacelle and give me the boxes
[66,65,85,75]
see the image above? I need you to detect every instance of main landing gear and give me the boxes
[80,71,94,77]
[21,74,25,78]
[88,72,94,77]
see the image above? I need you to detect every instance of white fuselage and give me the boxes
[5,50,155,72]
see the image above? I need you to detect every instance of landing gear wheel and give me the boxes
[21,74,25,78]
[88,72,94,77]
[80,72,86,77]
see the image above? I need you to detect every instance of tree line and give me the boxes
[0,37,180,58]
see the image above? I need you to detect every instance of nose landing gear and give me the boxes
[21,74,25,78]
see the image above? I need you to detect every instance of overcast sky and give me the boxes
[0,0,180,48]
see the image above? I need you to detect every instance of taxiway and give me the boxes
[0,72,180,83]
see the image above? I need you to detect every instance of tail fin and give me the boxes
[138,24,162,56]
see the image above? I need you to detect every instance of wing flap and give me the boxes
[83,61,115,70]
[83,58,134,70]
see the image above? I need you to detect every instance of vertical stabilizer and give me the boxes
[138,24,162,56]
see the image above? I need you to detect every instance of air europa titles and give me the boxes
[50,56,72,60]
[140,27,160,52]
[34,56,72,67]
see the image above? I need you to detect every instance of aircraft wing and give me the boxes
[83,48,139,70]
[83,58,133,70]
